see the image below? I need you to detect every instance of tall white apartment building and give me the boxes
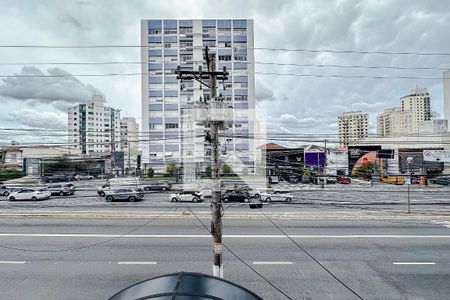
[377,107,412,137]
[68,95,121,156]
[140,19,255,173]
[338,111,369,146]
[400,87,431,133]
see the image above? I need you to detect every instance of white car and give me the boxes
[170,191,204,203]
[8,188,51,201]
[261,190,293,203]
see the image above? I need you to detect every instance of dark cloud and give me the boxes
[0,67,103,111]
[0,0,449,137]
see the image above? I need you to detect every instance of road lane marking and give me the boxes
[0,233,449,239]
[431,220,450,228]
[0,261,26,264]
[117,261,157,265]
[253,261,293,265]
[393,262,436,265]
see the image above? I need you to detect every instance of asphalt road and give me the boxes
[0,215,449,299]
[1,179,449,215]
[0,179,449,299]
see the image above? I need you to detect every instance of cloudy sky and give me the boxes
[1,0,450,144]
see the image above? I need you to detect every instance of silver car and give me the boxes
[261,190,293,203]
[104,188,144,202]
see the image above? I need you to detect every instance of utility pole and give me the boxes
[175,47,229,278]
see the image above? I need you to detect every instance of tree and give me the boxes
[222,164,232,174]
[166,162,176,175]
[205,165,212,178]
[147,167,154,178]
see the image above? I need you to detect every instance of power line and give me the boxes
[183,204,293,300]
[0,71,446,80]
[257,209,365,300]
[0,205,176,253]
[0,44,450,57]
[1,60,449,72]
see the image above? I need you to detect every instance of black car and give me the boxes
[222,189,250,203]
[143,181,172,191]
[429,178,450,185]
[281,174,299,183]
[43,174,71,183]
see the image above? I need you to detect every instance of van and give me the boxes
[383,176,405,185]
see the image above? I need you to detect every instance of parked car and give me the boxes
[0,186,21,197]
[429,177,450,185]
[261,190,293,203]
[336,176,352,184]
[75,174,94,180]
[280,174,299,183]
[42,174,72,183]
[97,183,111,197]
[47,184,73,196]
[301,175,311,184]
[8,188,51,201]
[170,191,203,203]
[104,188,144,202]
[143,181,172,191]
[222,189,250,203]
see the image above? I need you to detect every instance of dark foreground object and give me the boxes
[109,272,262,300]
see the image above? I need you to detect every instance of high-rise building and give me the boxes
[337,111,369,146]
[444,70,450,125]
[140,19,255,172]
[68,95,122,156]
[377,87,432,137]
[120,117,139,153]
[400,87,431,133]
[377,107,412,137]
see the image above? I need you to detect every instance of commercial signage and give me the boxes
[423,150,450,162]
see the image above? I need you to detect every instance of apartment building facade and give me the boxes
[338,111,369,146]
[376,107,413,137]
[120,117,140,153]
[68,95,122,156]
[400,87,431,134]
[140,19,255,173]
[377,87,432,137]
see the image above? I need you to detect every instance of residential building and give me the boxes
[377,107,412,137]
[120,117,140,173]
[400,87,431,134]
[68,94,122,156]
[120,117,140,153]
[140,19,255,173]
[444,70,450,124]
[337,111,369,146]
[419,119,448,134]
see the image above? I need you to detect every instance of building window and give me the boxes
[165,123,179,129]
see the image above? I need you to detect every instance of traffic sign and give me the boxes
[423,150,450,162]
